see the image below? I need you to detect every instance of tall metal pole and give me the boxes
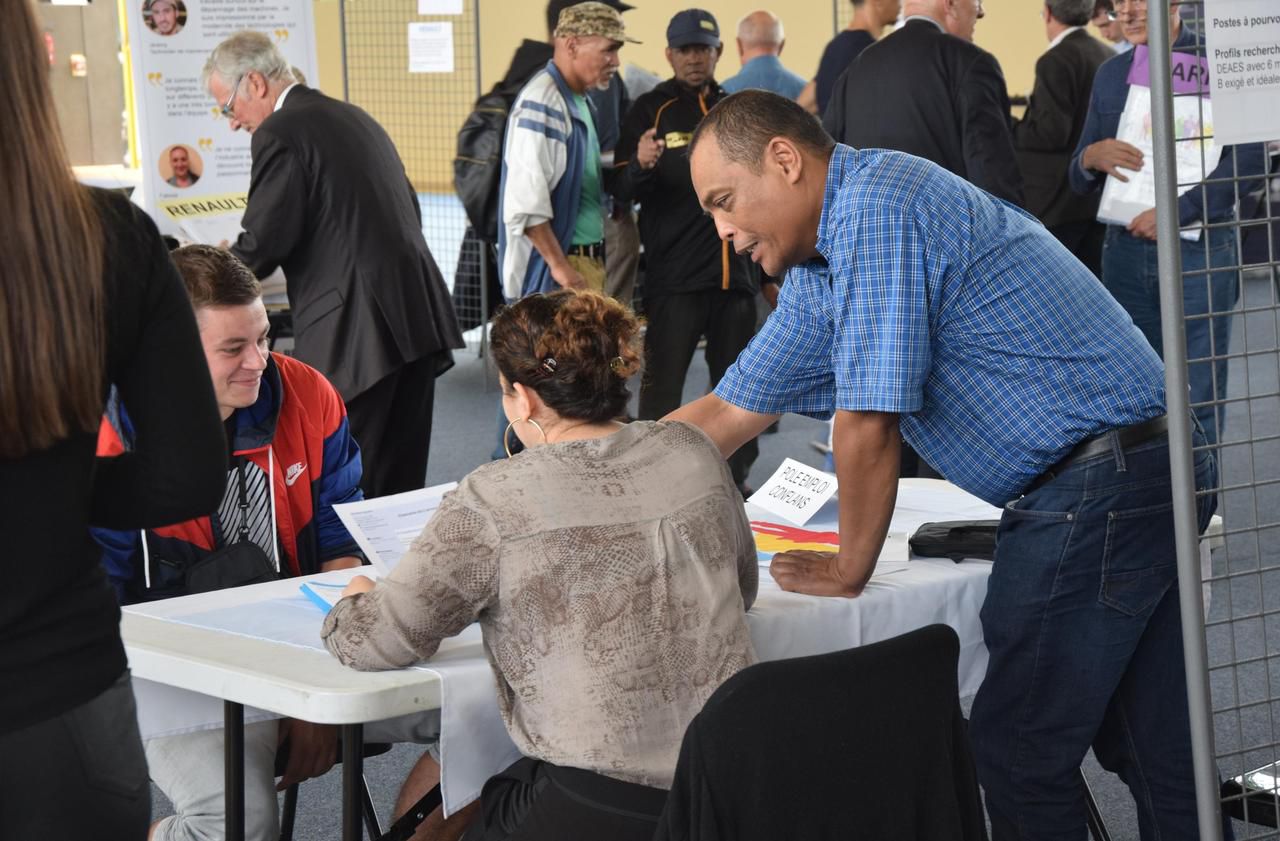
[1148,2,1223,838]
[474,0,490,364]
[338,0,350,102]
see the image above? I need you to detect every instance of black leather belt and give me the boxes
[1026,414,1169,493]
[567,242,605,260]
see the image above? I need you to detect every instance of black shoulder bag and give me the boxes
[184,458,280,594]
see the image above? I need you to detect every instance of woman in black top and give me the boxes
[0,1,226,836]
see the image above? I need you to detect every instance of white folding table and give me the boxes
[121,479,1005,838]
[123,586,444,841]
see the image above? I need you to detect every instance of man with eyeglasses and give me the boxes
[202,30,463,500]
[819,0,1023,482]
[821,0,1023,207]
[1070,0,1267,449]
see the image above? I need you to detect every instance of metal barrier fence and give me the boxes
[339,0,487,350]
[1145,1,1280,838]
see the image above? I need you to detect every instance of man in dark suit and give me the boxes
[204,31,463,499]
[822,0,1025,208]
[821,0,1022,479]
[1014,0,1114,276]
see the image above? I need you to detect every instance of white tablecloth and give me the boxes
[128,479,1000,814]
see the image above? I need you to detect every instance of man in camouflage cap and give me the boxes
[497,1,638,303]
[554,0,640,42]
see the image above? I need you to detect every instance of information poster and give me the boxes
[1206,0,1280,145]
[126,0,317,237]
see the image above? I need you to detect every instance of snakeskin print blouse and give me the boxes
[321,420,758,788]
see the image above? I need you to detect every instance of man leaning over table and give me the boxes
[94,246,439,841]
[671,89,1223,839]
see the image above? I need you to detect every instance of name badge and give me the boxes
[664,131,693,149]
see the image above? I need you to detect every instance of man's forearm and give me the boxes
[831,410,901,595]
[525,222,570,274]
[665,394,778,459]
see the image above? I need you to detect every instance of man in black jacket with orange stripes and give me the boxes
[613,9,761,492]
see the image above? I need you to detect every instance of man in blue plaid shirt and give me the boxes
[672,89,1222,839]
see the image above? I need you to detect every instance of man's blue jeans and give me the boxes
[1101,225,1239,445]
[970,421,1221,840]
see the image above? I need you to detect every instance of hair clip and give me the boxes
[609,356,625,374]
[540,357,558,376]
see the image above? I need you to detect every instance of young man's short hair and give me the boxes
[170,244,262,309]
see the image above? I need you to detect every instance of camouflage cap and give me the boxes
[554,1,641,44]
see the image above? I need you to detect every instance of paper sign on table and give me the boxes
[333,483,456,573]
[751,519,839,563]
[747,458,838,526]
[749,518,910,576]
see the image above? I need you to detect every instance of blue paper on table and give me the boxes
[299,581,346,613]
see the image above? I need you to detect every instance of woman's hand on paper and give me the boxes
[1127,208,1159,240]
[770,549,872,598]
[341,575,376,598]
[1083,139,1144,181]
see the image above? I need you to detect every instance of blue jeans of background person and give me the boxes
[1101,225,1239,446]
[970,421,1222,841]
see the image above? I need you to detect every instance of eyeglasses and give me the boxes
[219,74,246,119]
[1111,0,1147,11]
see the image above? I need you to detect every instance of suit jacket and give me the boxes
[823,18,1024,207]
[1014,29,1114,228]
[233,86,463,401]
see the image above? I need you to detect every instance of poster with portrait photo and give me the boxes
[143,0,187,37]
[127,0,316,236]
[159,144,202,189]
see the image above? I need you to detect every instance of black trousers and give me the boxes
[639,289,759,487]
[0,670,149,839]
[1049,218,1105,279]
[463,757,666,841]
[345,355,439,498]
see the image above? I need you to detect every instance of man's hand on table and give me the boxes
[770,549,873,598]
[276,719,339,790]
[770,410,900,598]
[341,575,376,598]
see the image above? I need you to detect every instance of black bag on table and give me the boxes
[909,521,1000,562]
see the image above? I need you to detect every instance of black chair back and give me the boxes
[655,624,987,841]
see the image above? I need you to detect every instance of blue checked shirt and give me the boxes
[715,145,1167,505]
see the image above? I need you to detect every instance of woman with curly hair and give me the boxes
[323,289,758,841]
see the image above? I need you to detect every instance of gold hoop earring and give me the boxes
[503,417,548,458]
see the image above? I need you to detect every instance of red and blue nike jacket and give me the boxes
[95,352,364,602]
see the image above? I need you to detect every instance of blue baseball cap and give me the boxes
[666,9,720,48]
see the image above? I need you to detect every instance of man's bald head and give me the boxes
[903,0,983,41]
[736,10,786,61]
[738,11,784,48]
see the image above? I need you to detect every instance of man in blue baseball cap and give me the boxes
[612,8,763,496]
